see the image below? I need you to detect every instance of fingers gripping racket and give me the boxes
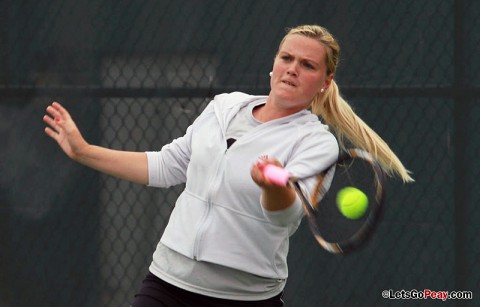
[263,148,386,254]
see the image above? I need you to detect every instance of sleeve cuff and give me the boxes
[145,151,160,187]
[261,194,304,226]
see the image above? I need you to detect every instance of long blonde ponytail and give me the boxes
[284,25,413,182]
[312,81,414,182]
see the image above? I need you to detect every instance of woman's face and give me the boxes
[270,34,332,112]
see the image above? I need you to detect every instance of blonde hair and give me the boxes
[282,25,413,182]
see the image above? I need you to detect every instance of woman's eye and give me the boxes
[303,62,314,69]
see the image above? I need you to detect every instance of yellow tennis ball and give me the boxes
[336,187,369,219]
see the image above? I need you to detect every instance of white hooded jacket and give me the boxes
[146,92,338,279]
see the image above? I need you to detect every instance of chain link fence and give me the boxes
[0,0,478,306]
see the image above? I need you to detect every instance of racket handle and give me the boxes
[263,164,290,186]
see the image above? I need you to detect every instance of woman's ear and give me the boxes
[319,74,334,93]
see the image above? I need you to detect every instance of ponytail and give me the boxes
[312,80,414,183]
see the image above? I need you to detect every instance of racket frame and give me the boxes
[290,148,386,254]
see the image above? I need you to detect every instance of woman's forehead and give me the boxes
[279,35,327,61]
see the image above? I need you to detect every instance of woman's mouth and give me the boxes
[282,80,296,87]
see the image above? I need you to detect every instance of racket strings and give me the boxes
[296,149,386,254]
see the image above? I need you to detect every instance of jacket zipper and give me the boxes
[192,148,227,260]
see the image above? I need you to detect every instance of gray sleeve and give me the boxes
[261,194,304,227]
[145,127,193,188]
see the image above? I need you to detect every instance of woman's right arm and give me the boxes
[43,101,148,185]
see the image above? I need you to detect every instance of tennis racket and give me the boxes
[263,148,386,254]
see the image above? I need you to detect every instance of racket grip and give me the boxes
[263,164,290,186]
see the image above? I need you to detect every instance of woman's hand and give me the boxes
[43,101,88,161]
[250,157,284,188]
[43,101,149,185]
[251,158,296,211]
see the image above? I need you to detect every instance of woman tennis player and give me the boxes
[44,25,412,306]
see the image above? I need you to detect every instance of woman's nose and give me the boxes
[286,63,298,76]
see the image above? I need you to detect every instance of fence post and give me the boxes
[453,0,467,303]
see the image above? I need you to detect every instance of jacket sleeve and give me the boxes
[261,194,305,229]
[145,101,216,188]
[146,127,192,188]
[285,124,339,206]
